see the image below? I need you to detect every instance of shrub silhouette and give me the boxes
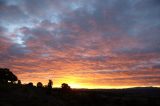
[27,82,34,88]
[61,83,71,92]
[0,68,18,84]
[37,82,43,88]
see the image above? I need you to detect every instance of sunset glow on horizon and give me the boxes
[0,0,160,88]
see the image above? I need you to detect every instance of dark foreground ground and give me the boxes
[0,86,160,106]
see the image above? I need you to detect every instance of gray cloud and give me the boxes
[0,0,160,86]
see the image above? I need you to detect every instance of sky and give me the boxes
[0,0,160,88]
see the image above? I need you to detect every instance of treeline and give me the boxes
[0,68,71,92]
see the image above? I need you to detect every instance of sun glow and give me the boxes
[54,76,82,88]
[68,83,82,88]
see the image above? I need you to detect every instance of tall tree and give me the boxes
[0,68,18,84]
[47,79,53,89]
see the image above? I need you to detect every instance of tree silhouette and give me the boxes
[61,83,71,92]
[17,80,21,85]
[0,68,18,84]
[46,80,53,94]
[37,82,43,88]
[47,79,53,89]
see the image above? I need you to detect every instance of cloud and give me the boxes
[0,1,28,24]
[0,0,160,87]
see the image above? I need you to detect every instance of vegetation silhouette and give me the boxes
[0,68,18,84]
[37,82,43,88]
[61,83,71,92]
[47,79,53,89]
[17,80,21,85]
[1,68,160,106]
[46,79,53,94]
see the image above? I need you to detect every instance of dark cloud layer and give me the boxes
[0,0,160,88]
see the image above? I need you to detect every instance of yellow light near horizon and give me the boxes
[55,76,82,88]
[69,83,82,88]
[20,74,160,89]
[21,79,160,89]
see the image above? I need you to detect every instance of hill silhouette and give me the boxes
[0,68,160,106]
